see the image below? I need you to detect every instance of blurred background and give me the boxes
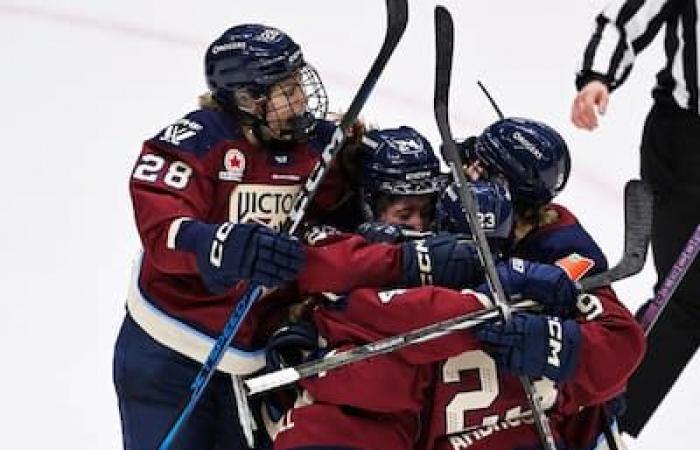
[0,1,692,448]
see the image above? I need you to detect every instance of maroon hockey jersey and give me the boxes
[127,109,378,369]
[422,205,645,450]
[270,285,490,450]
[271,205,644,450]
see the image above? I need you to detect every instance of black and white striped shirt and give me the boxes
[577,0,700,114]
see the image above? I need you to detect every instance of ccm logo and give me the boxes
[209,222,235,267]
[546,317,563,367]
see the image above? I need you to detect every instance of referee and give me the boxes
[571,0,700,439]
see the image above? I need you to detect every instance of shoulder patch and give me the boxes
[159,117,203,147]
[555,253,596,281]
[220,148,246,181]
[151,109,240,156]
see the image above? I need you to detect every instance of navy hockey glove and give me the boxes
[402,233,484,289]
[477,258,579,317]
[263,321,320,421]
[177,221,305,293]
[266,321,320,370]
[475,312,581,383]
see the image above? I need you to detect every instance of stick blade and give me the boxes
[341,0,408,127]
[580,179,653,291]
[434,6,454,115]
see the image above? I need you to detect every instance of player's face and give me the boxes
[264,73,308,140]
[378,195,434,232]
[465,159,488,181]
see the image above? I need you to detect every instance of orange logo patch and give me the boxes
[556,253,595,281]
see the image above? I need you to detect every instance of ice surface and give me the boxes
[0,1,693,448]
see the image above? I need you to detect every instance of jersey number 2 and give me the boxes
[443,349,557,434]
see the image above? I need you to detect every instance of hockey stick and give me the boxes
[244,298,539,395]
[157,2,408,448]
[639,224,700,334]
[432,7,557,450]
[476,80,505,120]
[243,226,655,397]
[578,180,653,292]
[242,181,652,396]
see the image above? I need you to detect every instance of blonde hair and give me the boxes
[198,92,222,110]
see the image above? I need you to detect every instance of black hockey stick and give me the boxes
[158,2,408,448]
[282,0,408,236]
[433,7,557,450]
[578,179,653,292]
[244,299,539,395]
[476,80,505,119]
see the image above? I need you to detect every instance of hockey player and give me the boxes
[113,23,350,450]
[263,126,585,450]
[426,117,645,449]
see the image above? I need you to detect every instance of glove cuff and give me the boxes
[175,220,216,253]
[401,240,433,287]
[548,318,582,382]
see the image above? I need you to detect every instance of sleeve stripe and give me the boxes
[166,217,192,250]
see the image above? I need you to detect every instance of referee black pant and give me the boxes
[620,102,700,436]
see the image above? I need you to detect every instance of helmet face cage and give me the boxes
[263,64,328,141]
[205,24,328,138]
[360,127,449,220]
[473,118,571,205]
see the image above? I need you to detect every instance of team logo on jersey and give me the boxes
[159,118,203,146]
[230,184,301,230]
[220,149,246,181]
[555,253,595,281]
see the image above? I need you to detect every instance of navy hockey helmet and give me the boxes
[206,24,304,101]
[360,126,449,219]
[473,118,571,205]
[205,24,328,140]
[436,180,514,250]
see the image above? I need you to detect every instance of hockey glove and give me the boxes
[477,258,579,317]
[402,233,485,289]
[263,321,320,421]
[265,321,321,370]
[177,221,305,293]
[475,312,581,383]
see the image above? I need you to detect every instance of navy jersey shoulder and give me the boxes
[514,204,609,275]
[148,108,242,157]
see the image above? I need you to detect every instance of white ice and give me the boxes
[0,1,695,449]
